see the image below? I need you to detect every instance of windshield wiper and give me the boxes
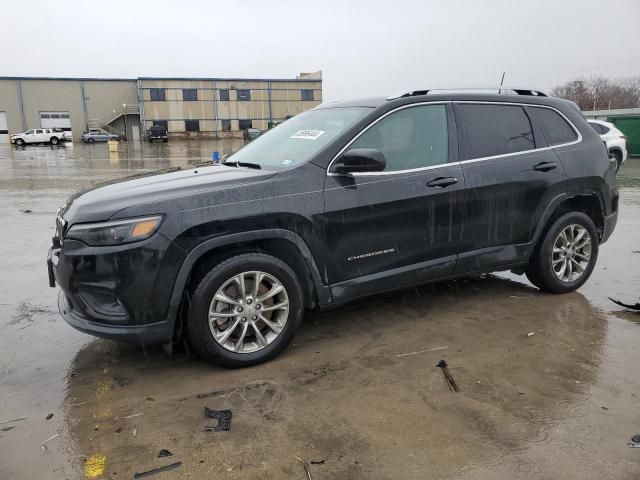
[222,160,261,170]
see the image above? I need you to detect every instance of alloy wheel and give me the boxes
[208,271,289,353]
[551,224,592,282]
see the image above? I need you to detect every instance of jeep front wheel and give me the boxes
[187,253,304,367]
[526,212,599,293]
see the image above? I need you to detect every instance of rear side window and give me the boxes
[528,107,578,146]
[457,104,534,159]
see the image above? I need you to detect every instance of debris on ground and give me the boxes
[0,416,26,425]
[1,426,15,432]
[310,459,325,465]
[609,297,640,311]
[396,346,448,357]
[629,434,640,448]
[45,413,53,420]
[436,360,459,392]
[9,301,56,327]
[115,427,122,433]
[203,407,232,432]
[133,461,182,479]
[527,332,535,337]
[40,433,59,450]
[157,449,173,458]
[294,455,312,480]
[21,209,32,214]
[133,422,137,437]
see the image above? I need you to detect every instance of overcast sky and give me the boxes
[2,0,639,101]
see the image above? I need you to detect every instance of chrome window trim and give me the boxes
[326,100,582,177]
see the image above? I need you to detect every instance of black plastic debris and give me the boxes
[310,459,325,465]
[45,413,53,420]
[21,209,32,214]
[133,462,182,479]
[1,426,15,432]
[157,449,173,458]
[436,360,459,392]
[203,407,232,432]
[631,434,640,444]
[609,297,640,311]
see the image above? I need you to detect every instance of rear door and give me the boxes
[34,129,46,143]
[454,102,568,273]
[323,103,465,302]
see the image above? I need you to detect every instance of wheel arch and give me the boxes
[165,229,330,341]
[533,192,605,249]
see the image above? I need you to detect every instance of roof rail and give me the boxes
[386,87,548,100]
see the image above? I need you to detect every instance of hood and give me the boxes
[62,165,276,224]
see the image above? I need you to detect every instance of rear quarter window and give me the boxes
[528,107,578,146]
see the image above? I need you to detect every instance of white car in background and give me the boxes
[587,119,627,171]
[11,128,71,146]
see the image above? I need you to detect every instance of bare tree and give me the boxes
[551,76,640,111]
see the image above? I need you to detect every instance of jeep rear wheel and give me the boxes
[187,253,304,367]
[50,137,59,145]
[526,212,599,293]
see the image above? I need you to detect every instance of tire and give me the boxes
[187,253,304,367]
[87,138,95,144]
[110,137,118,141]
[162,138,168,143]
[50,137,59,145]
[15,138,25,146]
[526,212,599,293]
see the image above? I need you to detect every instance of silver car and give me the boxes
[81,129,120,143]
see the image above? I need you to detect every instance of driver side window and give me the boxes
[348,104,449,171]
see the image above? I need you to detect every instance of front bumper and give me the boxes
[57,291,174,344]
[48,232,186,345]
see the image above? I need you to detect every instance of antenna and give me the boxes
[498,72,506,94]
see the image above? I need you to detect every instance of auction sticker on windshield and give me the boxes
[290,129,325,140]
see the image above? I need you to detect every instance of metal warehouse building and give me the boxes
[0,71,322,143]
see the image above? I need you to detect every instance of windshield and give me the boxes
[228,107,371,169]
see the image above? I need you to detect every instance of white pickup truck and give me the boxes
[11,128,71,146]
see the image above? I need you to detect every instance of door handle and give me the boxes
[533,161,558,172]
[426,177,458,188]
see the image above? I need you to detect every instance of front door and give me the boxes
[453,102,568,272]
[322,103,465,302]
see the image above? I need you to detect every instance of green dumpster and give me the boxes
[609,116,640,156]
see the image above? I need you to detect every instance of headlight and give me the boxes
[66,216,163,246]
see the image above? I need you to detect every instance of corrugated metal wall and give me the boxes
[0,80,26,139]
[84,80,138,128]
[610,117,640,156]
[19,80,85,140]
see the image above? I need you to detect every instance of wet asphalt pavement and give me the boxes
[0,140,639,479]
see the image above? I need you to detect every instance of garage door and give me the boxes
[0,112,7,144]
[40,112,71,131]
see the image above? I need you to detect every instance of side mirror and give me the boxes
[333,148,386,174]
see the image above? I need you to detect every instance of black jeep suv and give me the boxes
[48,89,618,367]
